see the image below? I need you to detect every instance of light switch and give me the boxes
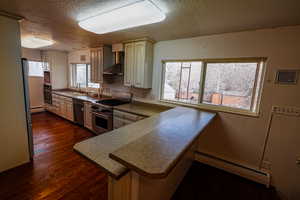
[272,106,300,116]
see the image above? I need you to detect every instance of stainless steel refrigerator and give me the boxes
[21,58,34,159]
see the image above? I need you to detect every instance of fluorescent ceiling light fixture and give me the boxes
[21,36,54,48]
[78,0,166,34]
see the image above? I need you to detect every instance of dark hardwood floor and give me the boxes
[0,112,108,200]
[0,112,279,200]
[172,162,279,200]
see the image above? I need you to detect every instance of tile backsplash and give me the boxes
[102,75,154,100]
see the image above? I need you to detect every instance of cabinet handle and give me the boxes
[297,158,300,165]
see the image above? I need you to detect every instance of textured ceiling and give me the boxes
[1,0,300,51]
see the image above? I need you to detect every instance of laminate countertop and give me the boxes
[52,90,104,103]
[114,101,172,117]
[74,107,216,179]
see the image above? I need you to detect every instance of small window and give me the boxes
[75,64,87,86]
[161,59,265,115]
[28,61,44,77]
[71,64,100,88]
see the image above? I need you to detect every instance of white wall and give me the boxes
[21,48,44,110]
[21,48,42,61]
[0,16,30,172]
[152,26,300,191]
[28,77,44,109]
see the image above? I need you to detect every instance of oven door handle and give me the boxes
[92,112,111,120]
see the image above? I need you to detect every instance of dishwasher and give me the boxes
[73,98,84,126]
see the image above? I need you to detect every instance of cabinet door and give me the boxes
[61,101,67,118]
[66,102,74,121]
[133,41,146,88]
[84,102,92,130]
[124,43,135,86]
[90,48,103,83]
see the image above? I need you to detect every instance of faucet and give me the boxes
[77,83,82,93]
[97,87,103,99]
[129,92,133,103]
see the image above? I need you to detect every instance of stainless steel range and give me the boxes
[91,98,130,135]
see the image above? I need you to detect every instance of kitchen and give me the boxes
[1,0,300,200]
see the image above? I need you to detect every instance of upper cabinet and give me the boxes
[68,49,90,64]
[124,39,154,88]
[90,46,113,83]
[42,50,68,89]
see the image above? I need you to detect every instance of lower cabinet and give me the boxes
[113,110,146,129]
[84,102,93,130]
[65,100,74,121]
[46,94,74,122]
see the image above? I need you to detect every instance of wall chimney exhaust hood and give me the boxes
[78,0,166,34]
[103,51,124,76]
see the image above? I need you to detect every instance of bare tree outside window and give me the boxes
[162,62,202,104]
[203,63,258,110]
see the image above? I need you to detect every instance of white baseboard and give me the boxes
[30,106,45,113]
[194,151,271,187]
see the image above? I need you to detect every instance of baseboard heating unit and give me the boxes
[194,151,271,187]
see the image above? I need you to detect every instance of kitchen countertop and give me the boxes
[114,101,172,117]
[52,90,103,103]
[74,107,216,179]
[52,90,172,115]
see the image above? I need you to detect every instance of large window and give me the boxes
[28,61,44,77]
[161,58,265,114]
[71,64,100,88]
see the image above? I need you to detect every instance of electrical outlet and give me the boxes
[272,106,300,117]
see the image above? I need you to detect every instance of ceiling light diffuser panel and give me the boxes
[78,0,166,34]
[21,36,54,48]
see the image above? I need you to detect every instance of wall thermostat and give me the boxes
[275,70,299,84]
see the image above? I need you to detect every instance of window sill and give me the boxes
[159,99,260,118]
[29,75,44,78]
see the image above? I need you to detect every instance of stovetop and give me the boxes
[95,99,130,107]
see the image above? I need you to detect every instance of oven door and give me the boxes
[92,112,113,134]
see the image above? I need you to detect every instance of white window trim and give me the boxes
[69,63,100,90]
[160,57,267,117]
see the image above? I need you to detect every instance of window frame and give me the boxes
[27,60,45,77]
[160,57,267,117]
[70,63,100,89]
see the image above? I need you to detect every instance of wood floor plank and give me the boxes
[0,112,107,200]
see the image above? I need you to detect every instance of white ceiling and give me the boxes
[1,0,300,51]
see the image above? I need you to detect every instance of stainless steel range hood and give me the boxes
[103,46,124,76]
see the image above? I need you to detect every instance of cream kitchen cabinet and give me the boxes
[90,46,113,83]
[84,102,93,130]
[113,110,146,129]
[64,98,74,121]
[124,39,154,88]
[46,94,73,121]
